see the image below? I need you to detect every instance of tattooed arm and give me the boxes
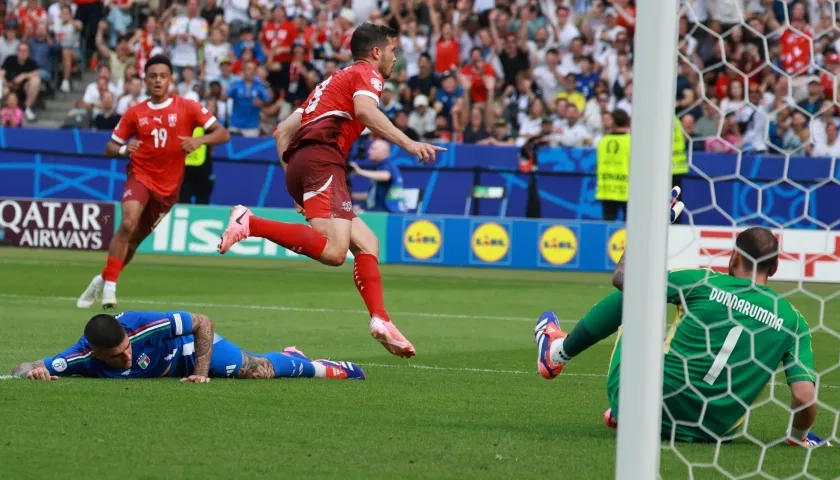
[12,359,58,380]
[182,313,214,383]
[612,252,626,291]
[236,353,276,380]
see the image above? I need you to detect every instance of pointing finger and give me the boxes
[431,145,447,151]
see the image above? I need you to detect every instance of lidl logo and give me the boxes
[471,222,510,263]
[539,225,578,266]
[607,228,626,264]
[403,219,442,260]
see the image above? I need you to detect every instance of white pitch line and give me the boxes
[0,293,574,324]
[363,363,840,391]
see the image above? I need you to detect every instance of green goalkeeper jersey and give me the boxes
[661,268,815,440]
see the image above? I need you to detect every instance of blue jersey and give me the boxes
[366,159,405,213]
[43,311,200,379]
[227,79,271,130]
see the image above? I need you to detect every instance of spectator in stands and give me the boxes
[233,27,265,64]
[168,0,208,76]
[433,72,464,126]
[462,105,489,144]
[78,65,118,111]
[380,82,401,120]
[116,75,144,115]
[576,57,599,99]
[275,42,317,108]
[16,0,48,40]
[555,104,594,147]
[614,79,632,116]
[706,113,742,154]
[407,52,439,101]
[0,20,21,68]
[517,98,547,146]
[533,48,563,105]
[812,122,840,158]
[408,94,436,139]
[27,23,58,89]
[477,117,515,146]
[177,65,199,98]
[393,109,420,142]
[47,0,75,26]
[213,59,240,89]
[497,33,529,89]
[91,90,119,130]
[1,42,40,121]
[203,27,231,84]
[226,60,270,137]
[94,22,135,83]
[798,80,826,117]
[106,0,134,47]
[74,0,104,65]
[460,47,496,106]
[53,5,82,93]
[400,19,426,78]
[201,0,224,27]
[0,91,23,127]
[261,5,297,70]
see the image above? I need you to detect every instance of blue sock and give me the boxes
[260,352,316,378]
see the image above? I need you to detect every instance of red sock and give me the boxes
[353,253,390,321]
[249,216,327,259]
[101,255,124,282]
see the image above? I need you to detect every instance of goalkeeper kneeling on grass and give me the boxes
[535,187,830,448]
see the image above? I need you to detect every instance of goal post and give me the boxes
[614,0,680,477]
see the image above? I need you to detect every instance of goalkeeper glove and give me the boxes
[785,431,832,448]
[670,186,685,224]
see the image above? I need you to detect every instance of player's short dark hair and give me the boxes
[735,227,779,274]
[84,314,127,349]
[145,54,172,74]
[350,23,397,60]
[612,109,630,127]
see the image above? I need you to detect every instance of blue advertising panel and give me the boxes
[2,128,838,228]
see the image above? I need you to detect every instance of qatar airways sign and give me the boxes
[0,198,114,251]
[668,226,840,283]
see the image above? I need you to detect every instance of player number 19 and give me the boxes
[152,128,168,148]
[304,76,333,114]
[703,326,744,385]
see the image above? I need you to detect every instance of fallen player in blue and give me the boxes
[11,311,366,382]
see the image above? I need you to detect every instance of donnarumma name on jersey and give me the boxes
[708,288,785,331]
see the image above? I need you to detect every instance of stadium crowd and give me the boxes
[0,0,839,157]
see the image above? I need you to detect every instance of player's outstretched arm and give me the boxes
[611,187,685,291]
[11,360,58,381]
[274,109,303,172]
[181,313,215,383]
[354,95,445,164]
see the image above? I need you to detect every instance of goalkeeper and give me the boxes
[534,188,830,447]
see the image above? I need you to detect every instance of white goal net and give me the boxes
[645,0,840,478]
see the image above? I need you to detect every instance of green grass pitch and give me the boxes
[0,248,838,479]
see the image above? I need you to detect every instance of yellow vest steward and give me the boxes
[185,127,207,166]
[596,133,631,202]
[672,116,688,175]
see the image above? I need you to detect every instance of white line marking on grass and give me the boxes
[0,293,577,324]
[0,375,17,380]
[363,363,840,391]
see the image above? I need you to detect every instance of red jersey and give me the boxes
[16,7,46,37]
[261,20,297,63]
[780,27,812,75]
[435,38,460,73]
[111,96,217,197]
[461,62,496,103]
[286,62,383,162]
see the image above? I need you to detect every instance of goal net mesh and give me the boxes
[653,1,840,477]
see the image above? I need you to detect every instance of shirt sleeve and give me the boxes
[188,97,217,130]
[111,107,137,144]
[352,67,383,105]
[783,311,817,384]
[43,337,94,377]
[666,268,708,305]
[164,311,194,337]
[258,84,271,102]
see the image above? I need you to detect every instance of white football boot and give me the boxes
[101,283,118,310]
[76,275,104,308]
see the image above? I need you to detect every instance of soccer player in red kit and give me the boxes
[76,55,230,309]
[217,24,444,358]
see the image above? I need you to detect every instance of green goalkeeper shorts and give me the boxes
[606,332,738,443]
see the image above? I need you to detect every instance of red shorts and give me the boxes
[122,177,177,240]
[284,143,356,221]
